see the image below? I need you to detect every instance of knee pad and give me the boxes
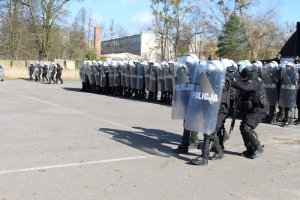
[240,123,252,134]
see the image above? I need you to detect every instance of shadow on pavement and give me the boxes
[223,150,243,157]
[99,126,203,162]
[19,77,50,84]
[62,87,82,92]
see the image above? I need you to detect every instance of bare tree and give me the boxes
[150,0,173,61]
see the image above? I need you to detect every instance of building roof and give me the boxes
[279,22,300,57]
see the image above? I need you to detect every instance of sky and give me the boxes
[68,0,300,35]
[69,0,152,34]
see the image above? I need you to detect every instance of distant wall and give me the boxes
[0,59,76,70]
[0,60,26,68]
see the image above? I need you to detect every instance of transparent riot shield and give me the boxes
[171,61,195,119]
[137,62,145,90]
[184,61,226,134]
[261,63,278,106]
[279,65,299,108]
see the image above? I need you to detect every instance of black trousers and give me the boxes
[55,73,63,83]
[240,107,267,150]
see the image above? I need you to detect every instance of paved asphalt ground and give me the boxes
[0,80,299,200]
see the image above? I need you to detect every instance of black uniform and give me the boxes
[174,126,200,154]
[231,72,268,159]
[42,64,48,82]
[55,63,63,84]
[29,64,34,80]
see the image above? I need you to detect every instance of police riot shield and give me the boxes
[130,62,137,89]
[149,63,158,93]
[158,62,166,92]
[261,63,278,106]
[164,61,174,92]
[79,67,84,82]
[171,55,199,119]
[184,61,226,134]
[81,62,88,84]
[108,63,115,87]
[156,65,163,92]
[34,64,40,77]
[144,63,151,90]
[48,64,53,79]
[171,62,195,119]
[87,61,95,84]
[114,65,121,87]
[279,64,299,108]
[137,62,146,90]
[120,61,126,87]
[92,62,100,86]
[125,62,131,88]
[100,64,107,87]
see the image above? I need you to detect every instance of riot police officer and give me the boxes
[279,62,299,127]
[28,62,34,80]
[55,63,63,84]
[42,63,48,82]
[48,63,56,84]
[34,62,41,82]
[231,61,267,159]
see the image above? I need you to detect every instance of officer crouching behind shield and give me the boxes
[230,61,267,159]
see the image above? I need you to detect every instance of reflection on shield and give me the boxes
[176,67,189,84]
[198,72,216,104]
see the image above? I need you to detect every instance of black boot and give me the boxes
[294,109,300,125]
[174,129,190,154]
[242,144,254,157]
[209,134,225,160]
[268,105,276,124]
[190,132,200,149]
[277,106,285,122]
[191,134,210,166]
[245,130,263,159]
[241,128,254,157]
[249,146,264,159]
[282,108,293,127]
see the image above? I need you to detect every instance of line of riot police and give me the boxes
[28,62,63,84]
[79,55,299,166]
[171,55,299,166]
[256,60,300,127]
[80,60,174,104]
[79,58,300,127]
